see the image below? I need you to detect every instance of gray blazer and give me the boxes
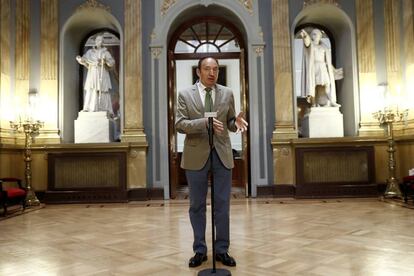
[176,83,237,170]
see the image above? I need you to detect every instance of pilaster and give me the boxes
[122,0,147,144]
[356,0,383,136]
[272,0,297,140]
[39,0,60,143]
[14,0,30,124]
[0,0,12,143]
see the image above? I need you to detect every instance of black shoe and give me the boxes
[215,252,236,267]
[189,252,207,267]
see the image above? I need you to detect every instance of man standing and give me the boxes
[176,57,248,268]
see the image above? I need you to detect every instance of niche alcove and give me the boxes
[59,6,123,143]
[292,4,360,136]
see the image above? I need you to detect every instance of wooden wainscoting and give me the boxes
[46,152,127,203]
[295,146,377,198]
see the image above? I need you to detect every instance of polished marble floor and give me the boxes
[1,198,414,275]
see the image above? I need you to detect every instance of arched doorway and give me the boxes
[167,17,249,199]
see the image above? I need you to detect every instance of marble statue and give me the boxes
[300,28,343,107]
[76,34,115,116]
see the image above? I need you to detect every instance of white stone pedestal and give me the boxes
[302,107,344,138]
[75,111,114,143]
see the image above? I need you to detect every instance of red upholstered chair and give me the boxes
[0,178,27,216]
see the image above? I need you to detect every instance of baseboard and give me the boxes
[43,188,164,203]
[257,184,295,198]
[128,188,164,201]
[44,190,128,204]
[35,191,46,202]
[257,183,385,199]
[295,183,379,198]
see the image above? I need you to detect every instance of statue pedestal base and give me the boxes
[302,107,344,138]
[75,111,115,143]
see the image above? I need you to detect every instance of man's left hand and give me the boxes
[235,112,248,133]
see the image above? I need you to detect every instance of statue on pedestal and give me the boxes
[76,34,115,116]
[299,28,343,107]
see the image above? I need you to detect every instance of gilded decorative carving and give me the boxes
[77,0,111,13]
[238,0,253,14]
[129,150,138,158]
[281,147,290,156]
[151,31,156,41]
[303,0,340,8]
[161,0,176,16]
[274,147,290,158]
[254,46,264,57]
[151,47,162,59]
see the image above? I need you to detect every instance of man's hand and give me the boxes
[205,118,224,134]
[213,118,224,134]
[235,112,248,133]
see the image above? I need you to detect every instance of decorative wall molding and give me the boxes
[254,46,264,56]
[274,147,290,158]
[151,47,162,59]
[77,0,111,13]
[303,0,340,8]
[238,0,253,14]
[161,0,176,15]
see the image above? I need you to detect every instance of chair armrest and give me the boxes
[0,178,24,189]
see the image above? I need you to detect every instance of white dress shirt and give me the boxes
[197,81,215,108]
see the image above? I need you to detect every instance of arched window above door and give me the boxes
[173,20,241,53]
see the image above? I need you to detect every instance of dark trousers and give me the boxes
[185,149,232,255]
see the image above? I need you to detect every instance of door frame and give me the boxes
[167,16,250,199]
[149,1,268,199]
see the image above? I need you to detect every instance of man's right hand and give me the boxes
[206,118,224,134]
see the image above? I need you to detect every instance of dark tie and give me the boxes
[204,87,213,112]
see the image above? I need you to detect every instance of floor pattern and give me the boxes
[1,198,414,275]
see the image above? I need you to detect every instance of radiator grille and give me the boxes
[303,151,369,183]
[49,152,126,190]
